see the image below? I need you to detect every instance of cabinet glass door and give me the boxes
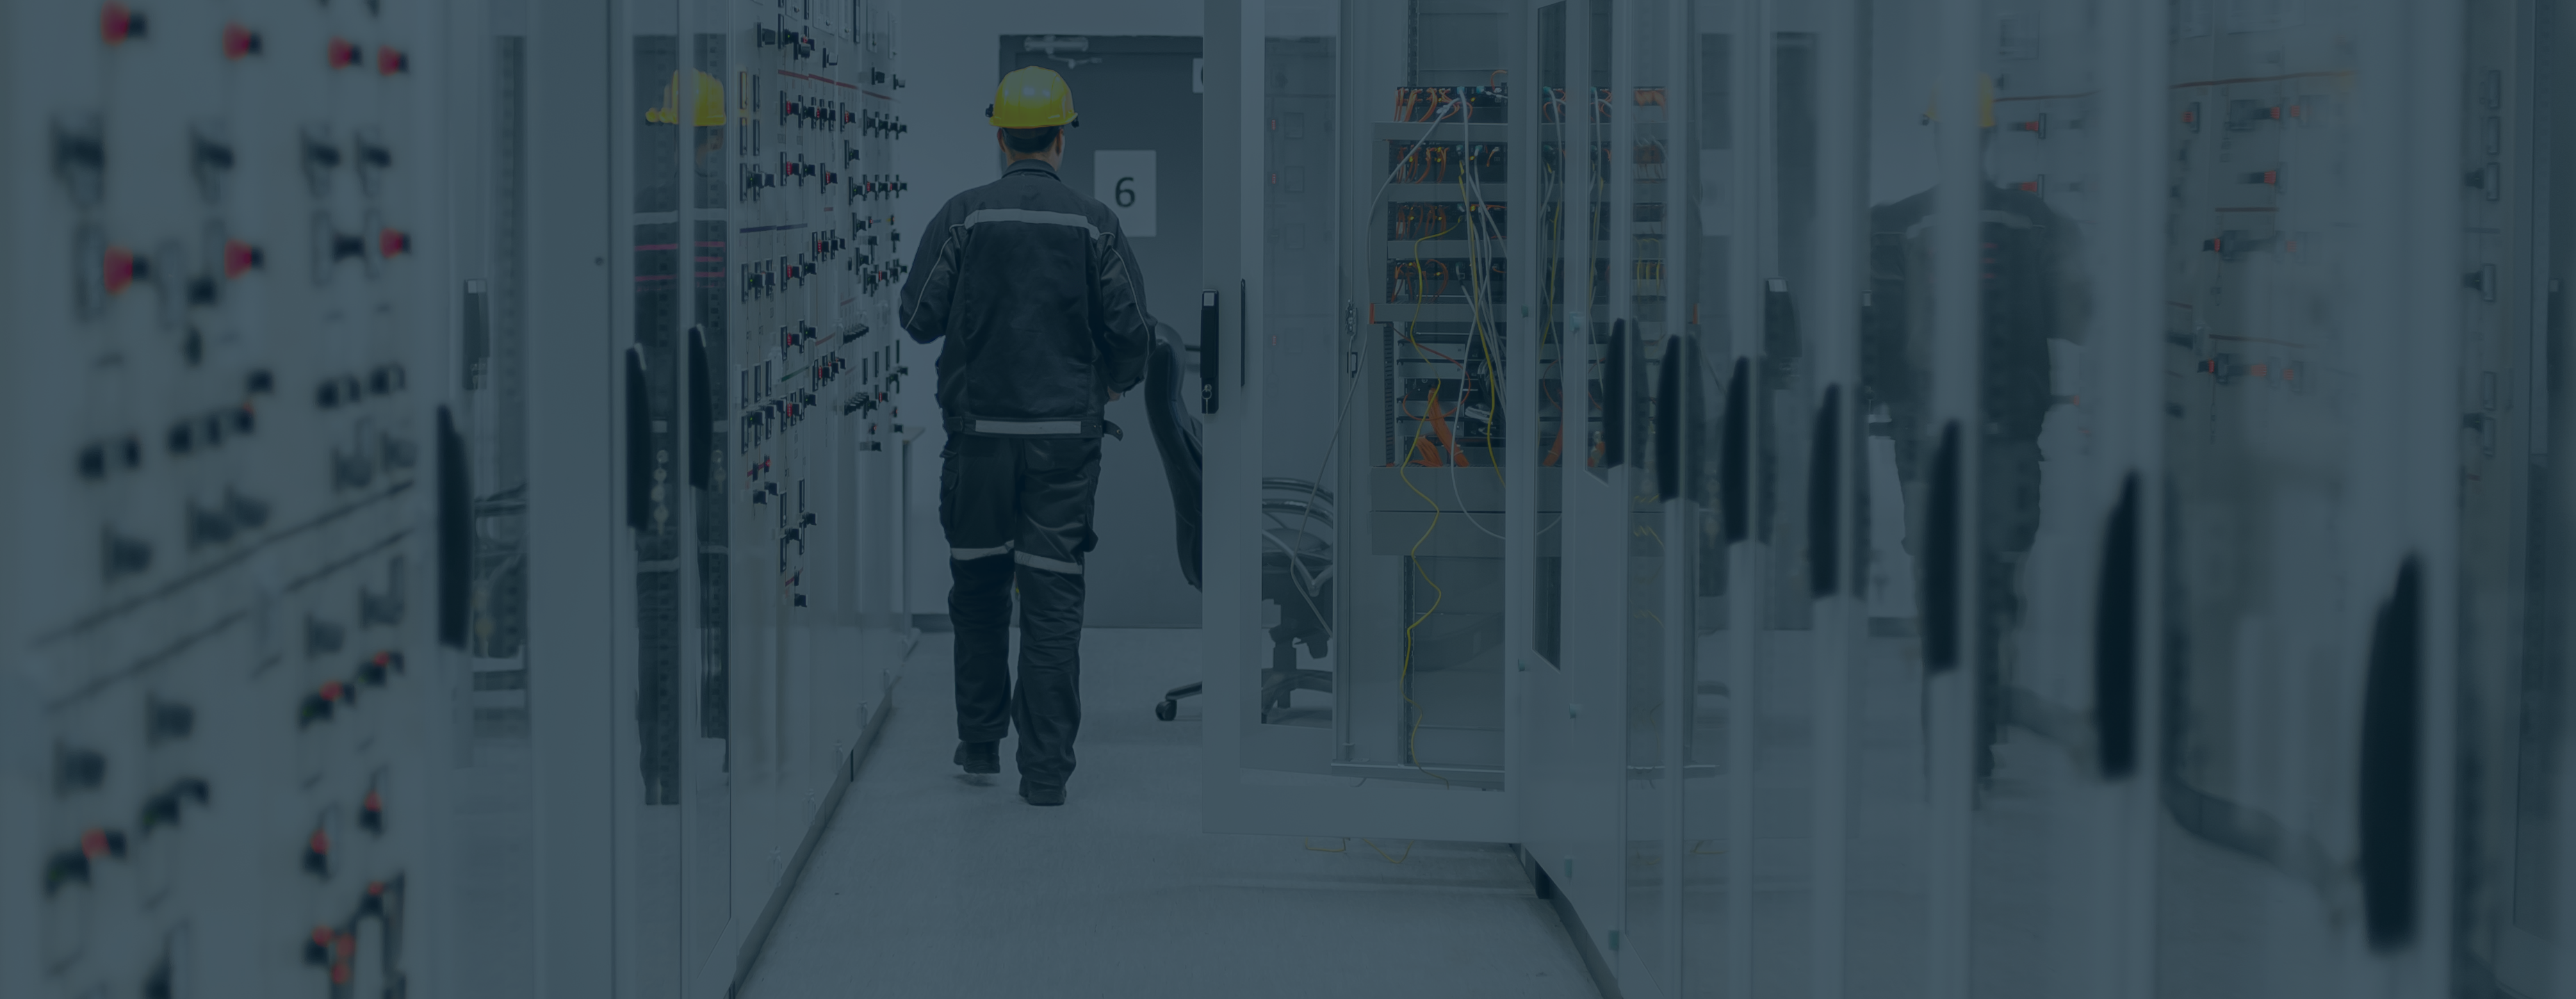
[1198,0,1520,843]
[1954,0,2165,996]
[2457,3,2566,995]
[2152,1,2461,993]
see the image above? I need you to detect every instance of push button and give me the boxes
[101,3,147,45]
[222,22,260,59]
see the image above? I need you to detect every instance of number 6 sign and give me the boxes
[1092,149,1157,237]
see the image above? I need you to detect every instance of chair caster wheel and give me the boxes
[1154,699,1177,722]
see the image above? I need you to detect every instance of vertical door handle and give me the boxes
[1654,332,1687,500]
[1600,319,1629,468]
[623,346,652,530]
[1807,384,1842,596]
[2092,473,2141,777]
[2357,558,2424,950]
[1923,421,1963,671]
[1720,357,1751,542]
[686,326,713,489]
[434,406,471,649]
[1200,289,1221,414]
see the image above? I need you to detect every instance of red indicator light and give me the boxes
[379,229,410,259]
[310,927,332,948]
[327,38,361,69]
[320,680,345,701]
[104,245,142,293]
[308,829,329,855]
[2016,181,2039,193]
[364,790,383,813]
[2180,110,2196,124]
[79,828,110,859]
[101,3,145,44]
[376,46,407,75]
[2267,106,2281,120]
[224,240,262,279]
[222,22,260,58]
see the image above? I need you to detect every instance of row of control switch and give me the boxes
[859,111,908,138]
[779,95,860,131]
[848,174,906,204]
[316,364,410,409]
[297,651,407,726]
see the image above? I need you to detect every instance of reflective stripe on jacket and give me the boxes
[899,160,1155,432]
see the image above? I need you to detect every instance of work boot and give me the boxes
[954,740,1000,774]
[1018,780,1066,806]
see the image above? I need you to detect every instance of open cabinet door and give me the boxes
[1195,0,1527,842]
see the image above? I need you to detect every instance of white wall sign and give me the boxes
[1093,150,1157,238]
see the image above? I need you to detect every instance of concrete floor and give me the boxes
[735,628,1599,999]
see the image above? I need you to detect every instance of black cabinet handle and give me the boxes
[1807,384,1841,596]
[1720,357,1750,543]
[1599,319,1629,468]
[2358,557,2423,950]
[1200,289,1221,414]
[686,326,713,489]
[2092,473,2141,777]
[623,346,651,530]
[434,406,470,649]
[1923,421,1962,671]
[1654,332,1686,501]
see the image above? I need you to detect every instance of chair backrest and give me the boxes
[1141,329,1205,589]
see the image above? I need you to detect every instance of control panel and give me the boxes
[0,2,446,997]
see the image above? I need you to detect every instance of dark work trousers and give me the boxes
[940,433,1102,788]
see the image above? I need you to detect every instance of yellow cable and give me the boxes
[1394,384,1451,789]
[1457,170,1507,479]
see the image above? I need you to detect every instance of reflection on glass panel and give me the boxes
[683,31,733,974]
[1845,0,1941,994]
[1957,1,2122,997]
[2153,3,2412,993]
[2452,3,2566,996]
[1680,11,1734,996]
[1262,26,1342,736]
[1581,0,1615,481]
[1622,0,1675,987]
[450,34,537,999]
[630,33,684,998]
[1535,1,1570,666]
[1741,22,1829,999]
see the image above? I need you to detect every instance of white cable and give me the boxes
[1364,99,1460,220]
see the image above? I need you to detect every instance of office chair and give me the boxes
[1140,329,1335,722]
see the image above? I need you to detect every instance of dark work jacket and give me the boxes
[899,160,1155,434]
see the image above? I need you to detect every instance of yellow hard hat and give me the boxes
[646,70,726,127]
[987,66,1078,129]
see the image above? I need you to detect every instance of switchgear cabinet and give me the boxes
[0,2,915,998]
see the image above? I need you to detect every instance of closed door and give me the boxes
[1003,35,1205,627]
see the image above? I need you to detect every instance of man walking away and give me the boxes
[899,66,1155,806]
